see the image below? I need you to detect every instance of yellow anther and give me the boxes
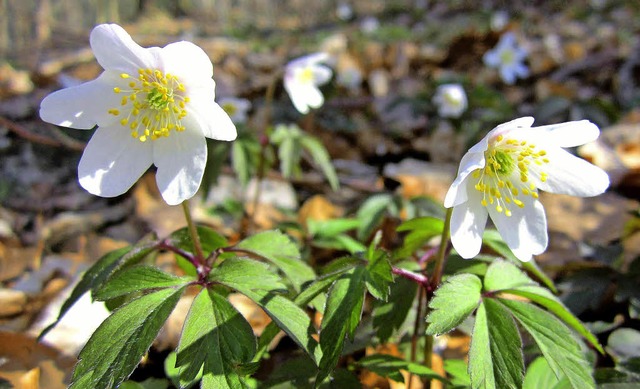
[113,87,121,93]
[120,73,130,79]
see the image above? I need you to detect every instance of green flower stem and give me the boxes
[181,200,204,262]
[430,207,453,290]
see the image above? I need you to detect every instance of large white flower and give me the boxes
[433,84,468,118]
[39,24,236,205]
[284,53,332,114]
[444,117,609,261]
[483,32,529,85]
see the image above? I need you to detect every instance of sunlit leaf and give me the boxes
[500,299,595,389]
[93,265,192,301]
[70,287,185,388]
[426,273,482,335]
[300,135,340,191]
[468,299,524,389]
[176,289,255,388]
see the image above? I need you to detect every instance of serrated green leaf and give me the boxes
[299,136,339,191]
[499,299,595,389]
[373,275,418,343]
[215,274,320,364]
[233,230,315,293]
[93,265,191,301]
[426,274,482,336]
[39,238,157,339]
[176,289,255,389]
[318,266,367,383]
[468,299,524,389]
[209,257,287,292]
[482,230,557,293]
[69,287,184,389]
[164,351,201,389]
[365,250,394,301]
[313,234,366,254]
[169,226,227,257]
[358,354,445,383]
[484,260,603,354]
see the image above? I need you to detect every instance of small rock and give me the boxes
[383,158,457,201]
[0,289,27,317]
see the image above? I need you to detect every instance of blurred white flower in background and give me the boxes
[444,117,609,261]
[483,32,529,84]
[360,16,380,34]
[39,23,236,205]
[336,2,353,21]
[433,83,468,118]
[284,53,333,114]
[218,97,251,124]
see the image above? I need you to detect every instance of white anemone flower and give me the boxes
[39,24,236,205]
[284,53,332,115]
[483,32,529,85]
[444,117,609,261]
[433,84,468,118]
[218,97,251,124]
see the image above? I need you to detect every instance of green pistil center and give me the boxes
[147,87,173,110]
[491,149,515,176]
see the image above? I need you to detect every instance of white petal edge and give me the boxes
[187,99,237,141]
[40,71,122,129]
[90,24,155,72]
[450,197,488,259]
[153,120,208,205]
[488,195,547,261]
[160,41,213,85]
[534,146,610,196]
[532,120,600,147]
[78,126,153,197]
[313,65,333,85]
[444,152,485,208]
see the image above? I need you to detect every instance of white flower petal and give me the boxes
[285,84,315,114]
[535,146,610,196]
[290,52,330,68]
[313,65,333,85]
[187,100,237,141]
[90,24,155,72]
[160,41,213,85]
[153,123,207,205]
[40,72,122,129]
[445,152,486,208]
[78,126,153,197]
[488,194,547,261]
[532,120,600,147]
[450,196,488,259]
[483,51,500,67]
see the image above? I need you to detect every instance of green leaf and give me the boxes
[39,238,157,339]
[468,299,524,389]
[93,265,191,301]
[307,218,360,238]
[484,260,603,354]
[523,357,562,389]
[69,287,184,389]
[120,378,170,389]
[169,226,227,257]
[365,249,394,301]
[209,257,287,292]
[426,273,482,335]
[373,275,418,343]
[214,274,320,364]
[254,267,353,362]
[358,354,446,383]
[299,135,340,191]
[231,134,260,187]
[318,266,367,383]
[499,299,596,389]
[356,193,396,240]
[482,230,557,293]
[444,359,471,387]
[164,351,201,389]
[176,289,256,389]
[233,230,315,293]
[396,216,445,258]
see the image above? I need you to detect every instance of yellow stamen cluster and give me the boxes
[296,67,315,84]
[473,134,550,217]
[107,68,189,142]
